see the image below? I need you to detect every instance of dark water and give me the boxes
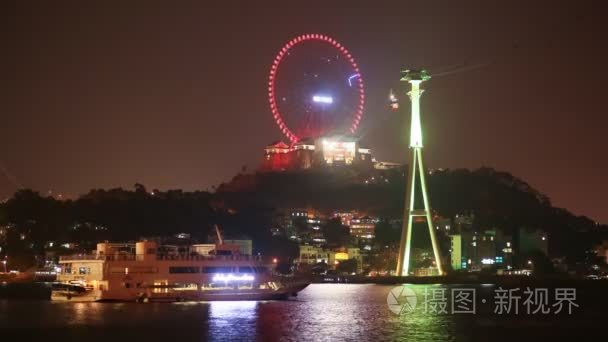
[0,283,605,341]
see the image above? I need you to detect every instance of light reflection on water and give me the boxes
[209,301,257,339]
[0,284,603,341]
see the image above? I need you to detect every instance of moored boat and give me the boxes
[52,235,308,302]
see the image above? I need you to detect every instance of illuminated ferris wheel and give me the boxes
[268,34,365,144]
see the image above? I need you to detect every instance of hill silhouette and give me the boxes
[1,167,606,268]
[216,166,607,260]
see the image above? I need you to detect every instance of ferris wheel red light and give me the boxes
[268,34,365,144]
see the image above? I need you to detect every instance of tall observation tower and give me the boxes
[396,69,444,276]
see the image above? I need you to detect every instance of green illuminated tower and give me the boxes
[396,69,444,276]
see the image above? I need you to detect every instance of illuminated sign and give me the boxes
[481,258,495,265]
[334,252,349,261]
[312,95,333,104]
[212,273,254,282]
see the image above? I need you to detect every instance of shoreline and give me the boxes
[310,274,608,286]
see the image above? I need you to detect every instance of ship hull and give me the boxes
[51,283,309,302]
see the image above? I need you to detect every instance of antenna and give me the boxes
[214,224,224,245]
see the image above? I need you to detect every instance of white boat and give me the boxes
[52,234,309,302]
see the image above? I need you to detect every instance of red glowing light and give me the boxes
[267,33,365,143]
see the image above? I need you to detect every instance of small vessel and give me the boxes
[52,227,309,302]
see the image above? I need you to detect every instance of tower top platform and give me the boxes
[400,69,431,82]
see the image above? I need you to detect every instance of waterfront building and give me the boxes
[450,235,463,270]
[449,229,512,271]
[299,245,332,265]
[298,245,363,273]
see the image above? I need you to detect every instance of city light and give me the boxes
[389,90,399,110]
[212,273,255,282]
[312,95,333,104]
[481,258,495,265]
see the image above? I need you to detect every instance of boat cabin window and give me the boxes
[202,266,233,273]
[78,267,90,275]
[168,266,200,274]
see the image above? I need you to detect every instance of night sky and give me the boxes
[2,1,607,223]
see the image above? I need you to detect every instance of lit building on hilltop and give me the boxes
[358,146,372,163]
[292,139,315,169]
[261,136,374,171]
[319,138,356,165]
[263,141,295,171]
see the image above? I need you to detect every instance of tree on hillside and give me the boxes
[322,218,350,248]
[374,220,400,247]
[336,258,358,274]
